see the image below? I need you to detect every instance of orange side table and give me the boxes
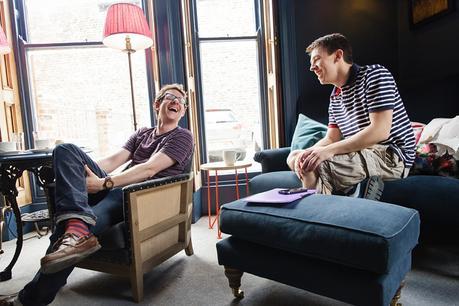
[200,161,251,239]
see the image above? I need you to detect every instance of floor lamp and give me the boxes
[103,3,153,131]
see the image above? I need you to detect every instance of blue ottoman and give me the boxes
[216,194,420,306]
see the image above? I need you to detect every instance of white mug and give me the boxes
[222,150,241,166]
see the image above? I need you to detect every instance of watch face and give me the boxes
[104,177,114,189]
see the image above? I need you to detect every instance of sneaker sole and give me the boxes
[40,244,101,274]
[363,176,384,201]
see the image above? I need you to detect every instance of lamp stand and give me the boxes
[125,37,137,131]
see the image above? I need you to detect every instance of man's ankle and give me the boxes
[64,218,90,237]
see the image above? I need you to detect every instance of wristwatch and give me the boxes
[103,176,114,190]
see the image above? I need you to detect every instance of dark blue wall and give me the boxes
[397,0,459,123]
[279,0,459,145]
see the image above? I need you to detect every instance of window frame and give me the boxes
[10,0,156,203]
[191,0,269,173]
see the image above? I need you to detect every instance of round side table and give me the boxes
[200,161,252,239]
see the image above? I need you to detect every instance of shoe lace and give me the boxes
[51,233,81,251]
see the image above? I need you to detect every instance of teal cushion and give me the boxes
[290,114,327,151]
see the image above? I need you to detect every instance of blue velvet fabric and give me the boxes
[253,147,291,172]
[249,171,301,194]
[220,195,420,274]
[381,175,459,242]
[249,171,459,242]
[217,236,411,306]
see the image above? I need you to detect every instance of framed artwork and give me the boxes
[409,0,455,28]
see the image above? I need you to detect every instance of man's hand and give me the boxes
[84,165,104,193]
[298,146,335,172]
[294,153,304,180]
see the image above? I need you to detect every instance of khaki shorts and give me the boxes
[310,145,405,195]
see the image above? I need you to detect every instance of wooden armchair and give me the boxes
[46,172,194,302]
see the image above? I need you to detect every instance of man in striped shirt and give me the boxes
[287,33,415,198]
[5,84,193,306]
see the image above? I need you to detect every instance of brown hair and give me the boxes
[306,33,353,64]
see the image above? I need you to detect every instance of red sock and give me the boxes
[65,219,90,237]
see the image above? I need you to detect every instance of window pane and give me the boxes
[196,0,256,38]
[200,40,263,171]
[26,46,150,157]
[24,0,142,43]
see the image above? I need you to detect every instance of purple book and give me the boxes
[242,188,316,204]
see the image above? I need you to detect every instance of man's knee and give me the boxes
[53,143,80,156]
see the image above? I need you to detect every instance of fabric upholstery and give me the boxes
[217,236,411,306]
[290,114,327,151]
[382,175,459,242]
[249,171,301,194]
[253,147,291,172]
[220,196,420,274]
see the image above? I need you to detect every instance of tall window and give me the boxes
[196,0,263,170]
[15,0,152,157]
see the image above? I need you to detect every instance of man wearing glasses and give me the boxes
[0,84,193,306]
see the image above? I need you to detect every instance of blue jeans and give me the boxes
[19,144,124,306]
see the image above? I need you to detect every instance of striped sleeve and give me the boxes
[366,66,396,112]
[328,102,337,126]
[160,128,193,166]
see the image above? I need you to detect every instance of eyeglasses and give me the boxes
[163,93,187,106]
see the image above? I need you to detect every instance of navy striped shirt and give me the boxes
[328,64,415,167]
[123,126,193,178]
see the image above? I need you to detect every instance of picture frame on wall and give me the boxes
[409,0,455,29]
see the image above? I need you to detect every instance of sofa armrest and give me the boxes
[254,147,291,173]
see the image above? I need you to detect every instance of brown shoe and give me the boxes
[0,293,18,306]
[40,233,101,274]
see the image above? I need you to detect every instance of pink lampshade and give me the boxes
[0,26,10,54]
[103,3,153,51]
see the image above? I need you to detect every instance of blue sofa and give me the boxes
[249,147,459,243]
[215,147,458,305]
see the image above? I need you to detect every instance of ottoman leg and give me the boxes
[390,281,405,306]
[224,266,244,299]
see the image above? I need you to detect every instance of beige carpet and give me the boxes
[1,217,458,306]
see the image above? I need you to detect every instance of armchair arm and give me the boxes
[254,147,291,173]
[122,173,191,193]
[121,172,194,266]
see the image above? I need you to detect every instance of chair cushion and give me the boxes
[220,195,420,274]
[290,114,327,151]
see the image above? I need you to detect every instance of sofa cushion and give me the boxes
[381,175,459,242]
[290,114,327,151]
[220,195,420,274]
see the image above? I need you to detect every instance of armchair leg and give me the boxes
[185,239,194,256]
[130,267,144,303]
[224,266,244,299]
